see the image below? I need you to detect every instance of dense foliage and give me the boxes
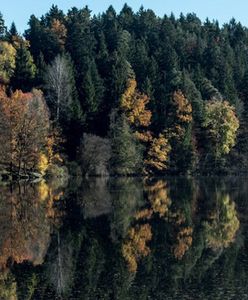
[1,4,248,175]
[0,177,246,299]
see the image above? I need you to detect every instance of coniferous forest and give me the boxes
[1,4,248,178]
[1,4,248,299]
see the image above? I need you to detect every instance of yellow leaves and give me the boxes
[146,180,171,217]
[145,133,171,172]
[172,90,192,123]
[173,227,193,260]
[134,130,153,143]
[37,180,64,205]
[122,224,152,273]
[46,136,54,163]
[0,271,17,300]
[44,131,62,167]
[204,193,240,250]
[37,181,50,202]
[120,78,152,128]
[120,78,172,174]
[0,41,16,84]
[120,78,136,110]
[37,154,49,175]
[53,153,63,163]
[122,180,171,272]
[203,100,239,157]
[134,208,153,220]
[0,182,66,273]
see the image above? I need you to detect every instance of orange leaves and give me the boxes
[50,19,67,49]
[135,208,153,220]
[0,182,61,271]
[134,130,153,143]
[120,78,172,174]
[173,227,193,260]
[122,180,172,272]
[145,134,171,172]
[122,224,152,273]
[120,78,136,110]
[146,180,171,217]
[0,89,51,173]
[172,90,192,124]
[120,78,152,128]
[167,91,192,144]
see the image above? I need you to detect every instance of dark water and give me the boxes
[0,177,247,300]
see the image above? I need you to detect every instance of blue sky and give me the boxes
[2,0,248,33]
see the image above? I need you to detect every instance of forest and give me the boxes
[0,4,247,177]
[0,177,245,299]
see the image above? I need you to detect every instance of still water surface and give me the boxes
[0,177,247,299]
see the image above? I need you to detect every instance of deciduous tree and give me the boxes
[0,89,51,174]
[203,100,239,158]
[45,53,82,123]
[0,41,16,84]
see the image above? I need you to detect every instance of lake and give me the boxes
[0,177,247,299]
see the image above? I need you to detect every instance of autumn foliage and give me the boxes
[120,78,152,128]
[0,89,52,174]
[120,78,173,174]
[204,194,240,250]
[0,41,16,84]
[122,224,152,273]
[145,134,171,173]
[203,100,239,158]
[173,227,193,260]
[0,181,65,272]
[172,90,193,124]
[50,19,67,50]
[145,180,171,217]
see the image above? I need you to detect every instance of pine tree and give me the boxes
[110,111,143,175]
[80,57,104,130]
[0,13,6,38]
[11,42,36,91]
[43,5,65,27]
[7,22,18,40]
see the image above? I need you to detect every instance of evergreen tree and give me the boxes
[0,13,6,38]
[80,57,104,131]
[102,6,119,52]
[11,42,36,91]
[12,6,248,173]
[118,4,135,31]
[42,4,65,27]
[110,111,143,175]
[7,22,18,41]
[25,15,44,62]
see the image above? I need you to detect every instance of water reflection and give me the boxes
[0,180,66,299]
[0,177,246,299]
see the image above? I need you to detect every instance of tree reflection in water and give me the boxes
[0,179,66,299]
[0,177,246,299]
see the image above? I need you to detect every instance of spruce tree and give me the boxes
[11,42,36,91]
[110,111,143,175]
[0,13,6,38]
